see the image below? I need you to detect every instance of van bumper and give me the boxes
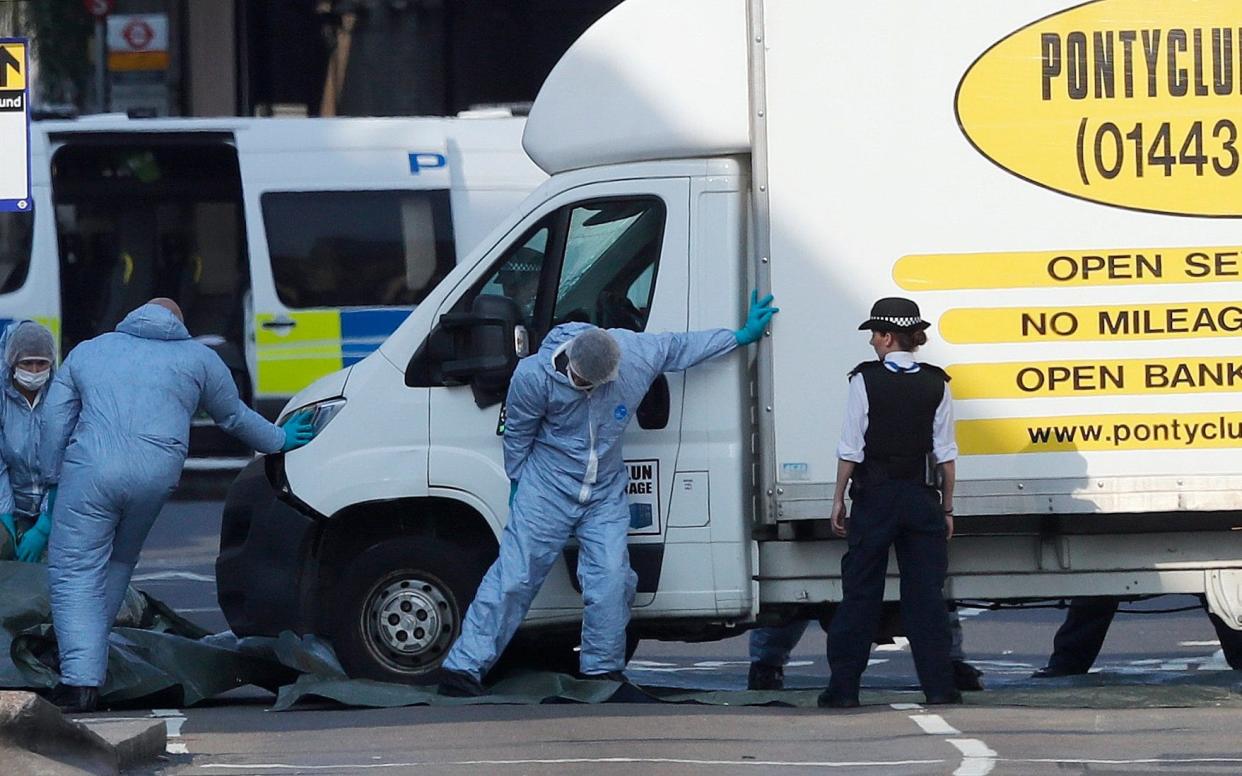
[216,456,324,636]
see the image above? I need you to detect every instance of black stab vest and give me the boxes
[851,359,949,483]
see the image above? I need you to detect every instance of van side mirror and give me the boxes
[429,294,526,407]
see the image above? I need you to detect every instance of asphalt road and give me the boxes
[111,495,1242,775]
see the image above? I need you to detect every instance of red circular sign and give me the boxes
[122,19,155,51]
[82,0,114,17]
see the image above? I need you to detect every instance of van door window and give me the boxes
[0,212,33,294]
[262,190,454,309]
[551,198,665,332]
[473,224,550,328]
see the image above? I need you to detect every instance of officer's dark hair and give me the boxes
[892,329,927,351]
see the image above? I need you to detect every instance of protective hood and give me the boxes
[537,322,597,387]
[115,304,191,342]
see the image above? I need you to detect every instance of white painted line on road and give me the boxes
[199,757,947,770]
[948,739,998,776]
[1011,756,1242,766]
[132,571,215,583]
[1179,640,1220,647]
[152,708,188,757]
[909,714,960,736]
[874,636,910,652]
[889,703,922,710]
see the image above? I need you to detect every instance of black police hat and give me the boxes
[858,297,930,332]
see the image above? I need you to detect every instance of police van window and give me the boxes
[0,212,33,294]
[475,224,549,326]
[552,198,665,331]
[263,190,454,309]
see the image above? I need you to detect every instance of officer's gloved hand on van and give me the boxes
[735,290,779,346]
[17,512,50,562]
[281,410,317,452]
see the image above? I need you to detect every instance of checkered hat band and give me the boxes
[874,315,922,326]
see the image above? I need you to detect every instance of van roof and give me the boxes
[522,0,749,175]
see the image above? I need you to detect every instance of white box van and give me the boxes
[0,114,544,464]
[218,0,1242,682]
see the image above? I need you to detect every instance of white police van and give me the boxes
[0,114,543,464]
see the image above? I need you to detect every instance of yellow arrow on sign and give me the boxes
[0,44,24,91]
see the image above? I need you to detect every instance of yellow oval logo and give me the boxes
[956,0,1242,217]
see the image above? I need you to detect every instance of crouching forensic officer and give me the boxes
[820,297,960,708]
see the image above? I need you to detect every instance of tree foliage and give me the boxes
[0,0,94,106]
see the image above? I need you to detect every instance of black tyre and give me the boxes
[328,536,488,684]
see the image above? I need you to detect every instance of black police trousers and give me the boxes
[826,480,955,699]
[1045,596,1242,673]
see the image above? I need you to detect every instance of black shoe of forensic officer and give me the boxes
[437,669,485,697]
[747,663,785,691]
[579,670,628,683]
[48,683,100,714]
[816,689,860,709]
[952,660,985,692]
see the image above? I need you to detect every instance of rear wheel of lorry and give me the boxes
[328,537,487,684]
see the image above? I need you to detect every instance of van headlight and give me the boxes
[280,397,347,435]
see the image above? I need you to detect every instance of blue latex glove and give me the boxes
[45,485,57,514]
[734,290,779,345]
[509,480,519,507]
[0,512,14,544]
[281,410,317,452]
[16,513,49,563]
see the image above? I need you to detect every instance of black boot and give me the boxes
[48,683,99,714]
[747,663,785,691]
[436,669,485,697]
[580,670,628,683]
[952,660,985,691]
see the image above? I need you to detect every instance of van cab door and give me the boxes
[427,178,691,615]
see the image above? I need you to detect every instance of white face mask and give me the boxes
[14,368,49,391]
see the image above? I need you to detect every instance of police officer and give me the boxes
[1033,595,1242,677]
[820,297,960,708]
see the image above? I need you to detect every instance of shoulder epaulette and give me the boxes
[919,363,950,382]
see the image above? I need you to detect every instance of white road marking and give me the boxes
[948,739,998,776]
[909,714,960,736]
[198,757,947,770]
[889,703,922,710]
[1179,640,1221,647]
[153,709,188,757]
[874,637,910,652]
[131,571,215,583]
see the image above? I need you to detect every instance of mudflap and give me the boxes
[1205,569,1242,632]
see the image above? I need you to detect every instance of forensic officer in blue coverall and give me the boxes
[439,292,778,696]
[39,299,317,713]
[820,297,960,708]
[0,320,59,563]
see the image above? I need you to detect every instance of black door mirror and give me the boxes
[637,374,670,430]
[429,294,527,407]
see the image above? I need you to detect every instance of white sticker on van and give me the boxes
[626,458,660,536]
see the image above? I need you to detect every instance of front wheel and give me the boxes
[328,537,487,684]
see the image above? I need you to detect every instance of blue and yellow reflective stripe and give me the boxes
[255,308,413,396]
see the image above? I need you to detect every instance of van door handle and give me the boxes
[261,316,297,330]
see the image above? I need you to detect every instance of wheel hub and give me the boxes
[366,577,454,662]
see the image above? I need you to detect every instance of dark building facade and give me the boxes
[241,0,624,117]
